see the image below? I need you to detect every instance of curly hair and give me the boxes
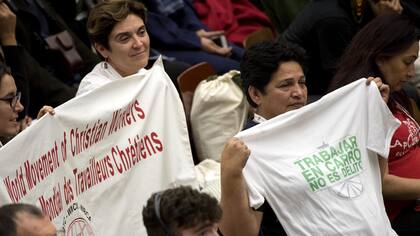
[240,41,306,107]
[142,186,222,236]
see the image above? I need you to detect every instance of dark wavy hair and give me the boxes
[0,62,11,87]
[142,186,222,236]
[330,13,420,113]
[240,41,306,107]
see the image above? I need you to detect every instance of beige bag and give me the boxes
[190,70,248,162]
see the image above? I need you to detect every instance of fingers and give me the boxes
[366,76,382,86]
[366,77,390,103]
[200,37,232,56]
[390,0,403,13]
[379,84,390,103]
[0,3,14,19]
[37,105,55,119]
[227,137,251,157]
[0,2,17,45]
[18,116,32,132]
[221,137,251,167]
[196,29,224,38]
[366,76,384,90]
[214,46,232,57]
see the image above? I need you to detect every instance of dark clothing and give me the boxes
[391,205,420,236]
[401,0,420,28]
[243,118,287,236]
[281,0,373,95]
[244,118,259,130]
[2,45,77,117]
[3,0,99,117]
[258,0,309,33]
[142,0,244,74]
[1,46,29,118]
[146,58,191,94]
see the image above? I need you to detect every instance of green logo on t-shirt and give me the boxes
[294,136,363,192]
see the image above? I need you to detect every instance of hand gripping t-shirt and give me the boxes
[236,79,400,236]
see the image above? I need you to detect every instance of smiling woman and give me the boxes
[0,63,54,145]
[76,0,150,96]
[0,63,24,139]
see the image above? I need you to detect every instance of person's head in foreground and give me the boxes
[331,13,419,111]
[0,62,24,139]
[87,0,150,77]
[142,186,222,236]
[0,203,61,236]
[241,41,308,119]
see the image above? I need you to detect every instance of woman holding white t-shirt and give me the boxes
[219,41,391,236]
[331,13,420,235]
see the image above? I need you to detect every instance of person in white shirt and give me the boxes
[76,0,150,96]
[0,63,53,146]
[219,41,390,236]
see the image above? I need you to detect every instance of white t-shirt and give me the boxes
[76,62,147,96]
[237,79,400,236]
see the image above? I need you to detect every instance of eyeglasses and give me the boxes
[0,91,21,110]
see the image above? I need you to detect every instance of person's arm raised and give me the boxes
[219,138,262,236]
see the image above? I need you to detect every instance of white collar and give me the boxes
[253,113,267,124]
[101,62,148,80]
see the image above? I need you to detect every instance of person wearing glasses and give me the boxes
[0,62,53,146]
[0,203,65,236]
[142,186,221,236]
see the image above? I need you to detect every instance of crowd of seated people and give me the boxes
[1,0,420,235]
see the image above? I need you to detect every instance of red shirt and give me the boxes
[386,103,420,220]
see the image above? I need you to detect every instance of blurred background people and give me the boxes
[141,0,244,75]
[281,0,402,97]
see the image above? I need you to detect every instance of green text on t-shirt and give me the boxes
[294,136,363,192]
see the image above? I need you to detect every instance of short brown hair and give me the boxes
[87,0,147,49]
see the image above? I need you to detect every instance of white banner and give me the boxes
[0,59,196,235]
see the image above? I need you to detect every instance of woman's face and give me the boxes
[96,14,150,77]
[377,41,419,92]
[249,61,307,119]
[0,74,24,138]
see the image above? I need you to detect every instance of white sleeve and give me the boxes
[366,84,400,158]
[243,158,266,209]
